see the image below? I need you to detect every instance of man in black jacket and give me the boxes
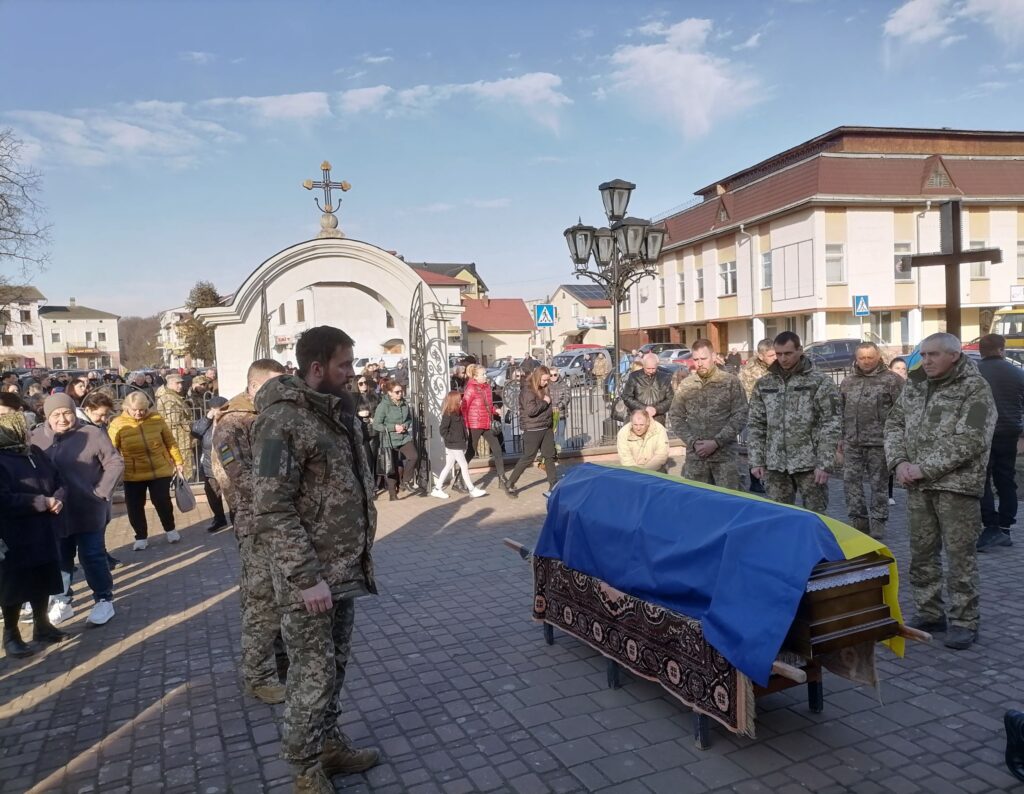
[977,334,1024,551]
[621,353,674,426]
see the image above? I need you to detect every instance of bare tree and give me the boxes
[0,128,49,286]
[119,315,161,368]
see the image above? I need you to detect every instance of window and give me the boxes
[296,299,305,323]
[67,356,78,368]
[52,356,63,369]
[1018,241,1024,278]
[761,252,773,289]
[385,311,395,329]
[85,331,93,343]
[571,302,579,318]
[100,355,111,368]
[677,272,685,303]
[277,304,285,325]
[19,310,31,322]
[825,244,845,284]
[969,240,988,278]
[98,331,106,343]
[1,334,12,346]
[658,278,665,307]
[870,311,893,344]
[22,334,33,346]
[894,242,913,281]
[51,331,61,344]
[619,292,631,314]
[718,261,737,296]
[696,268,704,301]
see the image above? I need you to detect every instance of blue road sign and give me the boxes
[535,304,556,327]
[853,295,870,317]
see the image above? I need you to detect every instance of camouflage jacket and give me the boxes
[840,362,904,447]
[884,354,996,497]
[211,392,258,534]
[667,366,748,459]
[155,386,194,462]
[748,355,842,474]
[739,357,770,401]
[251,375,377,607]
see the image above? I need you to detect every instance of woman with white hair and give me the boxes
[108,391,184,550]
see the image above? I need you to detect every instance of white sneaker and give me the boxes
[19,603,33,623]
[48,600,74,625]
[429,488,450,500]
[133,539,148,551]
[887,497,896,506]
[469,488,487,498]
[166,530,181,543]
[87,600,115,626]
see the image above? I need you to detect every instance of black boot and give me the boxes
[1005,710,1024,782]
[497,475,509,492]
[505,481,519,499]
[33,619,69,645]
[3,627,35,658]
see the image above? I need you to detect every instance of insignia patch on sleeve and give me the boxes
[258,438,286,476]
[217,442,236,466]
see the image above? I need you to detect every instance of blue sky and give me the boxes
[2,0,1024,317]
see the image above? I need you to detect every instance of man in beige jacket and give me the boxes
[617,409,669,471]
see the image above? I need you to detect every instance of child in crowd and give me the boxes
[430,391,487,500]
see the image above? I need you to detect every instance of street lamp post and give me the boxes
[563,179,667,396]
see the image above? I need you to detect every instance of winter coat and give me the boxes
[31,421,124,535]
[251,375,376,607]
[621,368,674,424]
[593,354,611,379]
[885,354,997,497]
[739,357,770,401]
[0,447,64,569]
[372,398,413,448]
[191,416,215,477]
[839,362,904,447]
[519,384,554,432]
[462,380,496,431]
[668,367,748,460]
[616,421,670,471]
[977,355,1024,437]
[439,413,469,450]
[355,392,380,438]
[108,412,184,482]
[747,355,842,474]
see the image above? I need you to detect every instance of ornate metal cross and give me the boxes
[302,160,351,214]
[897,199,1002,339]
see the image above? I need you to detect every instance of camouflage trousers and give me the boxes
[683,449,741,490]
[764,469,829,514]
[237,534,283,688]
[842,445,889,539]
[279,598,356,767]
[907,489,981,630]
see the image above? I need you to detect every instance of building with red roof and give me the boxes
[461,297,534,364]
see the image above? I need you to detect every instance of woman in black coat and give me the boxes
[0,399,68,657]
[504,366,559,499]
[355,375,381,487]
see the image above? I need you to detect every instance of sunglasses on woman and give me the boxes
[358,381,367,386]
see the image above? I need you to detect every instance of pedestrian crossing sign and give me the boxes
[853,295,870,317]
[535,304,556,327]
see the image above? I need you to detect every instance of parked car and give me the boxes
[551,348,613,383]
[804,339,860,370]
[638,342,674,356]
[657,347,690,362]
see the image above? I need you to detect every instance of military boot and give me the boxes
[320,734,381,777]
[850,517,870,535]
[869,520,886,541]
[246,681,286,704]
[293,763,334,794]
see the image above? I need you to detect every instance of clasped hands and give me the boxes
[894,461,925,486]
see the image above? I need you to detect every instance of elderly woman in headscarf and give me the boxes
[0,392,68,657]
[108,390,184,550]
[32,393,124,627]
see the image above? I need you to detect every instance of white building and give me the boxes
[39,299,121,370]
[157,306,195,369]
[0,285,47,369]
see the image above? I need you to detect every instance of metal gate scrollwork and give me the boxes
[408,283,447,492]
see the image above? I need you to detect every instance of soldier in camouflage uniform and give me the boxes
[840,342,904,539]
[156,374,194,481]
[885,333,996,650]
[739,339,776,493]
[748,331,841,513]
[211,358,287,705]
[251,326,381,794]
[668,339,748,489]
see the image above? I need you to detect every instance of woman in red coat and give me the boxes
[462,365,508,492]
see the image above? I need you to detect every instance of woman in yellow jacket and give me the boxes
[108,391,184,550]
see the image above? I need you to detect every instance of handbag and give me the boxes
[612,398,628,423]
[173,473,197,512]
[490,417,503,436]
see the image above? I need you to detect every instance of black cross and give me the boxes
[897,199,1002,340]
[302,160,351,214]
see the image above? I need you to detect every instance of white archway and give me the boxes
[195,237,464,473]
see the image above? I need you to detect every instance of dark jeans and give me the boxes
[385,440,419,496]
[123,477,175,539]
[58,532,113,602]
[508,428,558,488]
[203,474,226,523]
[465,428,506,478]
[981,434,1018,529]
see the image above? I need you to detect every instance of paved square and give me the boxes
[3,461,1023,793]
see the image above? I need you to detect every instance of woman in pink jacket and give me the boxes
[461,365,508,492]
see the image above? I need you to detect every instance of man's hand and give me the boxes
[751,466,765,480]
[836,441,844,466]
[395,424,405,433]
[813,468,830,486]
[46,497,63,515]
[300,580,333,614]
[645,405,657,418]
[894,462,925,486]
[694,440,718,459]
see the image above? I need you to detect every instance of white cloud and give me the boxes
[608,18,760,139]
[958,79,1010,98]
[179,50,215,65]
[467,198,511,208]
[733,31,762,50]
[203,91,331,121]
[884,0,957,45]
[963,0,1024,46]
[363,54,393,64]
[416,202,455,213]
[337,85,393,114]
